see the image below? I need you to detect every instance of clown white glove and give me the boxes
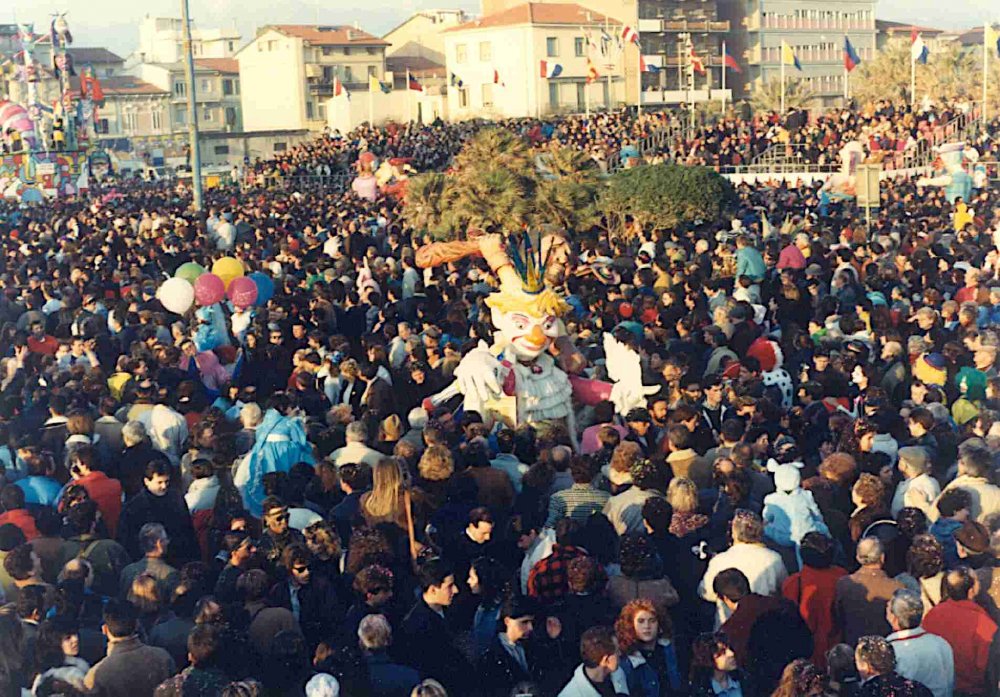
[454,341,503,404]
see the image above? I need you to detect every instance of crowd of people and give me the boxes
[0,100,997,697]
[242,100,997,188]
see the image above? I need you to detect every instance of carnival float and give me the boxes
[0,15,101,201]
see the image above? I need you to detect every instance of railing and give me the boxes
[746,107,985,174]
[241,172,353,191]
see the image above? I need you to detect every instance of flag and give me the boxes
[539,60,563,78]
[407,74,423,92]
[368,74,391,93]
[781,41,802,71]
[638,55,658,73]
[986,24,1000,59]
[689,46,706,74]
[620,25,640,46]
[333,76,350,100]
[587,57,601,82]
[493,69,505,87]
[723,45,742,73]
[844,36,861,72]
[450,72,464,88]
[911,30,929,64]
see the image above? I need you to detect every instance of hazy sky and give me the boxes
[8,0,999,58]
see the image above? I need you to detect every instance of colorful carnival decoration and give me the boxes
[0,101,37,151]
[157,277,195,315]
[918,142,975,204]
[821,140,865,199]
[212,257,244,289]
[416,231,655,447]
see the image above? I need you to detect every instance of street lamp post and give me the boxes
[180,0,204,212]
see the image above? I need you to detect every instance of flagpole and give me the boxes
[721,40,727,113]
[844,63,849,102]
[984,24,989,121]
[636,44,642,116]
[910,48,916,107]
[605,16,613,109]
[368,82,374,126]
[406,69,412,125]
[585,78,591,120]
[780,46,786,114]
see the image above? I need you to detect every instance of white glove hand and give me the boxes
[453,341,502,404]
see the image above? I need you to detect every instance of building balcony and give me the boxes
[638,18,730,33]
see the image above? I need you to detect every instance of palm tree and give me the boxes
[749,77,817,113]
[446,166,533,235]
[533,142,600,232]
[852,41,987,108]
[401,172,452,239]
[451,128,534,178]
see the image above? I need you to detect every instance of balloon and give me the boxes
[227,276,258,309]
[212,257,244,289]
[194,273,225,306]
[248,272,274,306]
[175,262,206,284]
[157,277,195,315]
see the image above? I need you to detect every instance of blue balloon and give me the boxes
[249,272,274,306]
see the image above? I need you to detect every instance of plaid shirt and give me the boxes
[526,544,606,604]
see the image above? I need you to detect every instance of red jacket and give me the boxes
[783,565,847,669]
[26,335,58,356]
[0,509,39,541]
[924,599,997,695]
[74,471,123,537]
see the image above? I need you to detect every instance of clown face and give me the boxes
[492,308,560,361]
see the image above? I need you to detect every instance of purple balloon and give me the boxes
[194,273,225,307]
[227,276,259,309]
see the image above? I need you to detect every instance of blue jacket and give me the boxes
[736,246,766,281]
[620,641,683,697]
[365,652,420,697]
[930,517,963,569]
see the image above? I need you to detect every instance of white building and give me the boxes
[238,24,390,132]
[133,16,240,65]
[384,9,470,64]
[443,3,625,120]
[135,58,242,133]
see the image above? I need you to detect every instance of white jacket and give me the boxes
[698,542,788,627]
[931,475,1000,523]
[891,473,941,517]
[558,664,630,697]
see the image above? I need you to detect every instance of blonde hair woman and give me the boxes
[667,477,709,538]
[376,414,404,455]
[416,445,454,510]
[360,459,424,535]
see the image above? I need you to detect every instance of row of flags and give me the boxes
[333,23,1000,101]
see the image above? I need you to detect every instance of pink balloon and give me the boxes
[227,276,258,309]
[193,273,225,306]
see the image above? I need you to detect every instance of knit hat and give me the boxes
[956,521,990,555]
[956,366,988,402]
[747,337,784,372]
[913,353,948,387]
[767,458,804,492]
